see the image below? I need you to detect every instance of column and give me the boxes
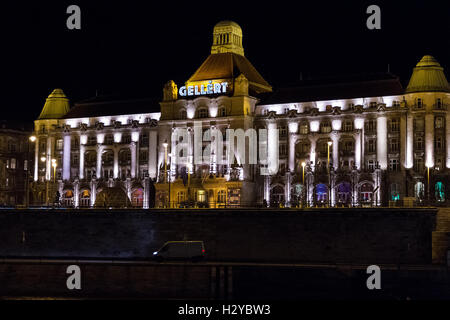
[46,136,53,180]
[79,144,85,179]
[96,145,102,178]
[288,133,296,172]
[34,137,39,181]
[447,113,450,168]
[406,113,414,168]
[376,116,388,169]
[113,148,119,178]
[90,178,96,208]
[354,130,361,170]
[74,178,79,208]
[171,128,177,179]
[143,175,149,209]
[425,113,434,168]
[130,142,137,178]
[62,134,71,180]
[267,122,279,175]
[148,130,157,178]
[400,115,406,170]
[309,136,318,171]
[285,171,291,207]
[331,132,339,170]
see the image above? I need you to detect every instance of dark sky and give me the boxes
[2,1,449,121]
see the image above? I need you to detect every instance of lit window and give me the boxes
[320,121,331,133]
[10,158,16,169]
[299,123,309,134]
[391,183,400,201]
[56,139,63,150]
[435,117,444,129]
[343,120,353,132]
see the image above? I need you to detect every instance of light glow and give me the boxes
[310,121,320,132]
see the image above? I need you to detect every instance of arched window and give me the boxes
[415,182,424,200]
[197,108,208,118]
[360,183,373,202]
[435,182,445,202]
[320,120,332,133]
[435,116,444,129]
[299,122,309,134]
[390,183,400,201]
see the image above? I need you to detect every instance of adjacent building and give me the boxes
[30,21,450,208]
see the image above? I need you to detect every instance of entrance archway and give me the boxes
[337,182,351,205]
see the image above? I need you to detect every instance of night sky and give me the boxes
[2,1,449,121]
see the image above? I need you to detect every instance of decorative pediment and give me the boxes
[287,109,298,118]
[266,111,277,119]
[377,104,386,112]
[95,122,104,130]
[131,120,139,128]
[332,106,341,115]
[80,123,88,131]
[149,119,158,127]
[62,124,71,132]
[113,121,121,129]
[310,108,319,116]
[354,105,363,113]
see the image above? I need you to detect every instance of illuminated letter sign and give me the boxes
[179,81,228,97]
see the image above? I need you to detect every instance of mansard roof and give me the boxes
[63,94,161,119]
[260,73,404,105]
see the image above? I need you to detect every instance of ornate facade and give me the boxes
[30,21,450,208]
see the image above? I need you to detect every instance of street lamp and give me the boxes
[40,156,48,206]
[51,159,57,183]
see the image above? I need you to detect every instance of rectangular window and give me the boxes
[368,139,376,153]
[56,139,63,150]
[279,144,287,156]
[390,138,399,153]
[389,159,399,171]
[390,118,400,132]
[24,160,27,171]
[368,160,375,171]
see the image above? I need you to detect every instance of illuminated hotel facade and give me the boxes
[30,21,450,208]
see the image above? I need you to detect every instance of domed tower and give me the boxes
[406,55,450,93]
[38,89,70,119]
[211,20,244,56]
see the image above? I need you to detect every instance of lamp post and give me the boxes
[162,141,168,208]
[25,136,36,208]
[51,159,57,183]
[327,141,332,207]
[426,164,431,204]
[40,156,48,206]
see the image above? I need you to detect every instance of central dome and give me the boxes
[211,20,244,56]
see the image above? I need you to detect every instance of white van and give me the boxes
[153,241,205,261]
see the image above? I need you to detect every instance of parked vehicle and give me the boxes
[153,241,205,261]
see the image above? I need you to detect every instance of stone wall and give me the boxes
[0,208,436,264]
